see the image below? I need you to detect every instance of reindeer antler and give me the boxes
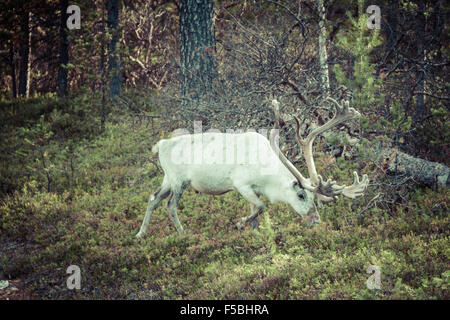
[269,94,369,202]
[315,174,345,198]
[342,171,369,199]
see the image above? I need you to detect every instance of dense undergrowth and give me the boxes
[0,95,449,299]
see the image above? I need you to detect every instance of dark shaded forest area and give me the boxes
[0,0,449,300]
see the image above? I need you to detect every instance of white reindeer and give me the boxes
[136,98,369,238]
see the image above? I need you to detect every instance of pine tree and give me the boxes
[333,0,383,111]
[179,0,216,106]
[334,0,412,140]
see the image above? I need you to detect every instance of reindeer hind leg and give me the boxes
[167,181,188,234]
[136,177,171,238]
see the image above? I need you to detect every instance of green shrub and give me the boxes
[1,94,448,299]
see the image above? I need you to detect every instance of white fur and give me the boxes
[136,132,319,238]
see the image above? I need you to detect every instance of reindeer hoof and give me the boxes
[236,218,246,230]
[136,232,144,239]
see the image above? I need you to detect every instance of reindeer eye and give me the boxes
[298,192,305,200]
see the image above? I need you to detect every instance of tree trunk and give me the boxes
[384,0,398,60]
[57,0,69,97]
[317,0,330,94]
[18,10,31,97]
[415,1,425,123]
[179,0,216,105]
[9,41,17,99]
[101,1,107,131]
[432,0,443,61]
[379,147,449,188]
[108,0,121,97]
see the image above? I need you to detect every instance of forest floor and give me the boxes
[0,96,449,299]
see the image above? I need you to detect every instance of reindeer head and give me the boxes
[288,182,320,226]
[269,94,369,225]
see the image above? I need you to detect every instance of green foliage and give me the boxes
[0,94,449,299]
[428,107,449,146]
[409,106,449,164]
[374,99,412,138]
[0,96,97,196]
[333,0,383,111]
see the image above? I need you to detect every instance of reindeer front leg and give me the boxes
[235,186,264,230]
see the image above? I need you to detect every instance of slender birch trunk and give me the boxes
[317,0,330,95]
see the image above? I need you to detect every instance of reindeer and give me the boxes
[136,97,369,238]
